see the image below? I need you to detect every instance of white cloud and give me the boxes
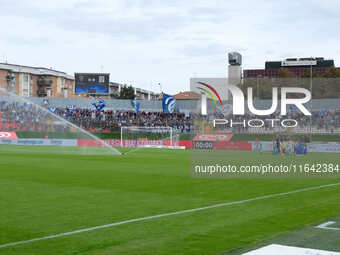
[0,0,339,93]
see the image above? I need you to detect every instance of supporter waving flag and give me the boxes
[162,93,176,114]
[92,100,106,111]
[43,99,49,106]
[49,107,56,113]
[130,100,140,114]
[68,105,77,113]
[321,107,329,115]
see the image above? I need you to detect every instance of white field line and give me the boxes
[315,221,340,231]
[122,147,140,155]
[1,182,340,249]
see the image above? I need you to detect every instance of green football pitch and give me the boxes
[0,145,340,255]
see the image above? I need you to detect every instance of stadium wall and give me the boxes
[1,96,339,112]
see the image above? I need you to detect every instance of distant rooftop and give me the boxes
[173,91,200,100]
[0,63,74,80]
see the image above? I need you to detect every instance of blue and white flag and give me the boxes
[49,107,56,113]
[130,100,140,114]
[68,105,77,113]
[92,100,106,111]
[162,93,176,114]
[321,108,329,115]
[43,99,49,105]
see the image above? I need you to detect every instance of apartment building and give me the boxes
[0,63,74,98]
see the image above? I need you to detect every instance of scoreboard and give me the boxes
[75,73,110,94]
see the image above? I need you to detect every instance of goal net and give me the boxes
[120,126,183,150]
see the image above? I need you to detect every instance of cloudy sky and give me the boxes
[0,0,339,93]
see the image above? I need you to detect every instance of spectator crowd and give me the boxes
[0,100,340,134]
[0,101,192,133]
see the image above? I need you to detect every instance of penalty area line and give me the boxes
[315,221,340,231]
[1,182,340,249]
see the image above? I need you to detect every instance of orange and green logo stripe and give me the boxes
[196,82,223,105]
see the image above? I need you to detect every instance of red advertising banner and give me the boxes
[77,139,104,147]
[0,132,18,139]
[179,140,192,149]
[77,139,251,151]
[77,139,193,149]
[77,139,251,150]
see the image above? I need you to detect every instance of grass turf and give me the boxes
[0,145,339,254]
[223,215,340,254]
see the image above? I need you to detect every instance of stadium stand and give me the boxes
[0,98,340,134]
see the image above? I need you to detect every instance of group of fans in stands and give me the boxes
[56,107,192,133]
[0,101,192,133]
[0,100,340,134]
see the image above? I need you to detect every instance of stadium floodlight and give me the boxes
[120,126,182,152]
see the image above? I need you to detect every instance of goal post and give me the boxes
[120,126,184,149]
